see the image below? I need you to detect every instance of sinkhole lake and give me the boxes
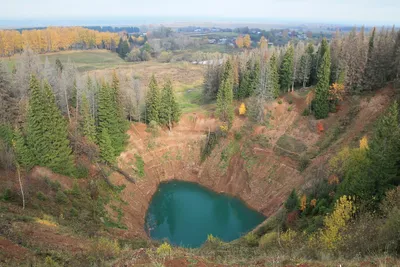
[145,181,266,248]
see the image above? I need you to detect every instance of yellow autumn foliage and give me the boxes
[239,103,246,115]
[359,136,369,150]
[300,195,307,211]
[319,195,356,251]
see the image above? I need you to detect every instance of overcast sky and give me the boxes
[1,0,399,25]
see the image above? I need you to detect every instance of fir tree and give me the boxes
[159,80,181,129]
[269,53,280,98]
[216,60,234,128]
[80,93,96,143]
[279,44,294,92]
[314,39,331,119]
[145,74,161,123]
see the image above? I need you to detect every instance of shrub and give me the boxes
[44,256,61,267]
[44,177,61,191]
[287,106,293,112]
[302,108,311,116]
[288,99,293,104]
[55,190,68,204]
[234,131,242,141]
[156,242,172,258]
[244,232,258,247]
[74,164,89,179]
[90,237,121,260]
[134,154,145,178]
[1,188,13,201]
[278,99,283,104]
[36,191,47,201]
[70,181,80,196]
[259,231,278,249]
[299,155,310,172]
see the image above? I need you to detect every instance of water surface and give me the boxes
[145,181,266,247]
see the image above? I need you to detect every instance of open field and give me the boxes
[1,50,129,72]
[1,49,207,113]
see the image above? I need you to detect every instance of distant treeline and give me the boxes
[84,26,141,33]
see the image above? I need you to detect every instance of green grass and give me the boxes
[177,85,204,113]
[276,134,307,154]
[1,50,128,72]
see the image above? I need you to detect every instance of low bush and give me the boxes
[55,190,68,204]
[36,191,47,201]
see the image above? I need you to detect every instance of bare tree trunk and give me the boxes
[64,87,71,122]
[16,164,25,209]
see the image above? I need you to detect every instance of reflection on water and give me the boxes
[145,181,266,248]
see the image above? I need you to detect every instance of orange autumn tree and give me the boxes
[235,35,244,48]
[243,34,251,48]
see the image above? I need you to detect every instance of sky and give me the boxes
[1,0,399,26]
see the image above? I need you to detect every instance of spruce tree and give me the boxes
[110,71,128,155]
[13,129,34,170]
[80,93,96,143]
[26,76,74,175]
[362,28,377,91]
[145,74,161,123]
[269,53,280,98]
[159,80,181,129]
[41,81,74,174]
[314,39,331,119]
[216,60,234,128]
[97,79,127,159]
[0,62,18,125]
[279,44,294,92]
[26,75,46,167]
[237,61,251,99]
[250,60,260,96]
[98,128,115,164]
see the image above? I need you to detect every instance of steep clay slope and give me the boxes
[112,86,395,237]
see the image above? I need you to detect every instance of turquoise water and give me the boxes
[145,181,266,248]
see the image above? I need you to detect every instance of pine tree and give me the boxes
[159,80,181,129]
[80,93,96,143]
[269,53,280,98]
[314,39,331,119]
[145,74,161,123]
[98,128,115,164]
[279,44,294,92]
[216,60,234,128]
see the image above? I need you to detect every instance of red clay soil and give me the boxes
[0,238,32,262]
[112,86,397,239]
[15,221,89,254]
